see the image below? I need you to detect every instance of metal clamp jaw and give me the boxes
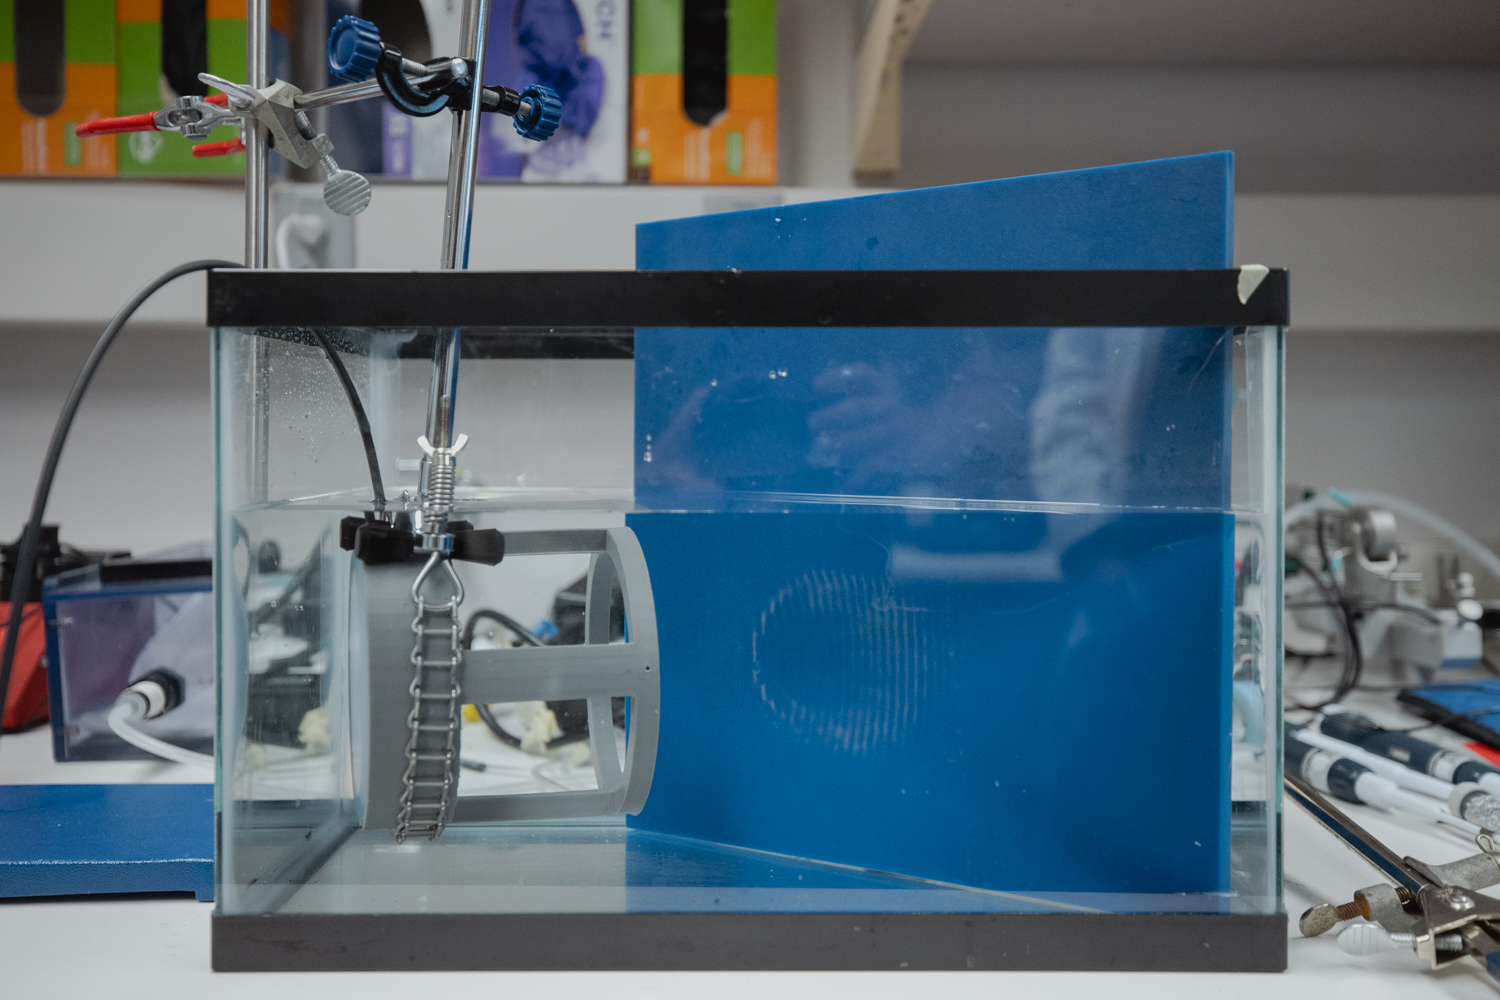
[73,72,371,217]
[1288,773,1500,977]
[157,93,241,139]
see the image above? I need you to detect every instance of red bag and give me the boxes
[1,603,49,731]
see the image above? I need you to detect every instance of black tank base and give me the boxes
[213,911,1287,972]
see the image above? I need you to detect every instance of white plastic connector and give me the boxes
[107,693,213,769]
[123,677,169,719]
[1337,923,1464,958]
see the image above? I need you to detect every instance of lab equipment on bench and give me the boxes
[1,526,126,731]
[43,549,214,762]
[1283,496,1492,685]
[1293,722,1469,800]
[1285,724,1482,834]
[1316,707,1500,798]
[1288,773,1500,982]
[0,552,218,901]
[209,151,1288,971]
[1399,681,1500,756]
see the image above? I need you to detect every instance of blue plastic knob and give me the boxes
[328,15,382,83]
[513,85,562,141]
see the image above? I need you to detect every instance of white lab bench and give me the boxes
[4,713,1498,998]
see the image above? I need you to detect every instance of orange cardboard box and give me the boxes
[631,0,775,185]
[0,0,117,175]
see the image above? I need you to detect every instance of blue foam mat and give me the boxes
[0,783,214,900]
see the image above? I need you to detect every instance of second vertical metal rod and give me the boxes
[425,0,492,464]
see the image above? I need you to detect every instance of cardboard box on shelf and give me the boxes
[116,0,290,178]
[381,0,630,183]
[0,0,117,176]
[630,0,775,185]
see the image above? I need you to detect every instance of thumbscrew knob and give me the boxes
[328,15,383,82]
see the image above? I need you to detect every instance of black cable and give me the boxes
[1286,560,1362,711]
[306,330,385,508]
[251,543,320,628]
[474,702,525,750]
[0,260,239,750]
[0,608,40,629]
[462,610,541,751]
[474,702,592,752]
[1313,511,1364,708]
[461,609,594,752]
[461,608,546,650]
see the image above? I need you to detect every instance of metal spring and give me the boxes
[424,461,455,518]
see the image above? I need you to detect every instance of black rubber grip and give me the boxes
[1325,758,1371,804]
[1322,711,1443,773]
[1456,760,1500,785]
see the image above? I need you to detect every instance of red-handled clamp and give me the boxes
[74,93,237,141]
[192,137,247,158]
[74,112,162,136]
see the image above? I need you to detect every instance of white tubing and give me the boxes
[107,698,214,769]
[1287,490,1500,589]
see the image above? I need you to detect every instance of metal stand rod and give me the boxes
[439,0,491,273]
[295,67,445,110]
[244,0,269,269]
[424,0,491,463]
[246,0,270,502]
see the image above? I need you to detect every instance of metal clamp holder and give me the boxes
[360,527,660,834]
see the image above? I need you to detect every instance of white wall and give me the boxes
[894,64,1500,194]
[0,323,213,554]
[776,0,860,187]
[1286,334,1500,547]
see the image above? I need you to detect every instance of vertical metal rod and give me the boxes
[246,0,271,502]
[245,0,270,269]
[439,0,491,272]
[425,0,491,459]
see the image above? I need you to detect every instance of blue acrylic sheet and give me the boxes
[628,153,1237,900]
[0,784,214,899]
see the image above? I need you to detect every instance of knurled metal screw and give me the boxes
[1300,901,1364,937]
[1300,886,1417,937]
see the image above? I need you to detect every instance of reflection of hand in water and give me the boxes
[639,385,719,494]
[807,364,919,487]
[808,345,1023,493]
